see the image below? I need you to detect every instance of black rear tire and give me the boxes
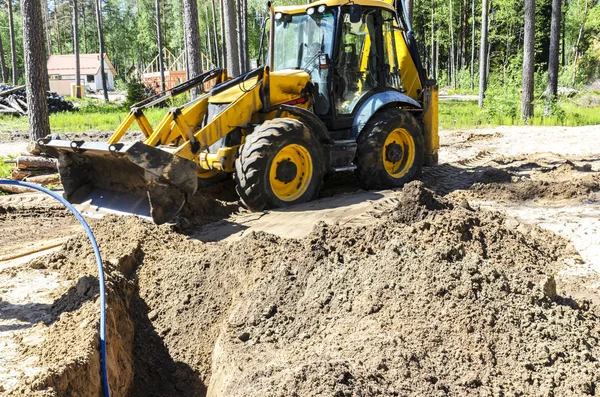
[235,118,325,211]
[356,108,424,190]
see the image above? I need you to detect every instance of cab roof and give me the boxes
[274,0,395,15]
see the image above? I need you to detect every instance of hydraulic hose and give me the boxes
[0,179,111,397]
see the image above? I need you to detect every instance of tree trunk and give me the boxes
[219,0,226,69]
[206,10,213,66]
[478,0,489,107]
[470,0,475,90]
[94,0,108,102]
[82,0,87,53]
[571,0,588,88]
[449,0,456,89]
[156,0,166,91]
[561,0,566,67]
[521,0,535,123]
[73,0,81,97]
[42,0,52,57]
[544,0,561,115]
[461,0,467,69]
[240,0,248,72]
[211,0,220,68]
[0,32,7,83]
[435,32,439,81]
[430,1,434,77]
[183,0,202,96]
[405,0,413,26]
[54,0,62,54]
[8,0,18,84]
[223,0,239,76]
[21,0,51,140]
[236,0,243,73]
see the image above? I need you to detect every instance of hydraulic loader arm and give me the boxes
[107,68,224,144]
[106,68,267,173]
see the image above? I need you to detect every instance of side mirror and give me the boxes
[250,58,259,69]
[349,4,362,23]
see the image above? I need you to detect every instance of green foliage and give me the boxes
[484,84,520,122]
[166,93,191,107]
[126,81,147,107]
[483,57,522,121]
[545,99,566,122]
[0,156,13,178]
[439,96,600,129]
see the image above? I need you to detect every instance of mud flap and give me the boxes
[39,139,198,224]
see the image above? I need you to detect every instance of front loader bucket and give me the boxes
[39,139,198,224]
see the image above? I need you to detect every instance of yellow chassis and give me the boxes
[107,68,311,175]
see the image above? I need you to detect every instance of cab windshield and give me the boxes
[273,11,335,71]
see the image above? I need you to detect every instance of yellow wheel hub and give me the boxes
[382,128,415,178]
[269,143,313,202]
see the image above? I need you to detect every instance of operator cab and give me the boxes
[273,0,411,135]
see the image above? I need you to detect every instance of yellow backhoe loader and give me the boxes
[40,0,438,224]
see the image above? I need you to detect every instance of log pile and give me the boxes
[0,145,60,193]
[0,84,75,116]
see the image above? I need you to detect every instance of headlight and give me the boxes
[307,7,315,15]
[317,5,326,13]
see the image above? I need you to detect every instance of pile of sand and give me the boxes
[7,182,599,396]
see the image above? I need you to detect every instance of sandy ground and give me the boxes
[0,125,599,395]
[437,126,600,273]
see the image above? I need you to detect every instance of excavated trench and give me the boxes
[5,181,600,397]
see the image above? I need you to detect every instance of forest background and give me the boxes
[1,0,600,132]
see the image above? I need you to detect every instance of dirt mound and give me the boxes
[7,224,139,396]
[422,154,600,203]
[461,158,600,202]
[0,198,77,261]
[10,182,599,396]
[467,176,599,202]
[173,179,242,232]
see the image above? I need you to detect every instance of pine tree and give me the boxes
[8,0,18,84]
[210,0,220,67]
[94,0,108,102]
[156,0,165,91]
[0,32,7,82]
[183,0,202,96]
[470,0,475,90]
[544,0,561,115]
[21,0,51,140]
[521,0,535,123]
[223,0,239,76]
[73,0,81,97]
[478,0,489,107]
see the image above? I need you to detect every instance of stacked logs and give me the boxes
[0,84,75,116]
[0,142,60,194]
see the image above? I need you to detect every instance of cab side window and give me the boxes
[333,8,379,115]
[382,10,403,91]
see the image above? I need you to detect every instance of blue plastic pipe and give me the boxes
[0,179,111,397]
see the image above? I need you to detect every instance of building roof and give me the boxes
[47,53,117,76]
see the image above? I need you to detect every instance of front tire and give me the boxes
[356,108,424,190]
[235,118,325,211]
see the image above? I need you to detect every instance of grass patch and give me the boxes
[1,95,599,134]
[439,98,600,129]
[0,155,15,178]
[48,107,166,133]
[0,99,168,133]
